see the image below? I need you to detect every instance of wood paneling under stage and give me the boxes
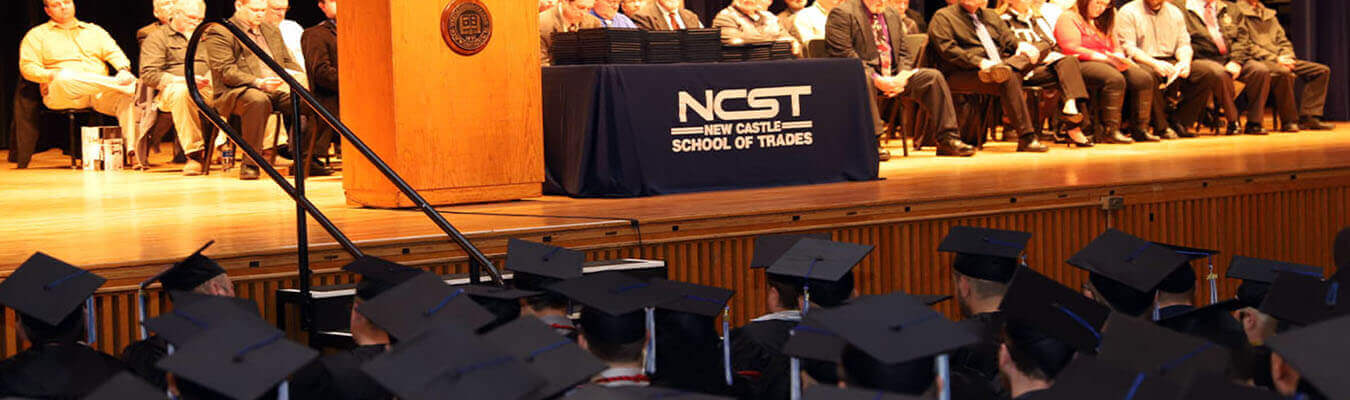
[2,129,1349,356]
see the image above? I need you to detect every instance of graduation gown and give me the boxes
[289,345,392,400]
[1013,388,1049,400]
[951,311,1007,398]
[120,335,170,390]
[0,342,128,399]
[729,317,797,400]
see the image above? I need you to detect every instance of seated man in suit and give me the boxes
[300,0,339,177]
[18,0,138,160]
[631,0,703,30]
[138,0,176,44]
[539,0,603,65]
[1116,0,1228,140]
[621,0,645,18]
[1179,0,1266,135]
[203,0,308,180]
[888,0,924,34]
[140,0,213,176]
[929,0,1051,153]
[1231,0,1332,131]
[826,0,973,157]
[713,0,795,46]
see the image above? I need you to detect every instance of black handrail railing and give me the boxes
[183,21,506,289]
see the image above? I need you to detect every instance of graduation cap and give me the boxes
[341,256,423,301]
[1069,230,1187,316]
[1038,356,1183,400]
[1227,256,1324,309]
[157,318,318,400]
[1151,242,1218,295]
[507,239,584,290]
[483,318,607,400]
[141,292,265,347]
[1178,373,1283,400]
[546,271,679,375]
[136,241,228,340]
[1097,313,1231,386]
[803,385,923,400]
[1155,299,1249,350]
[566,385,736,399]
[750,233,830,268]
[999,267,1110,353]
[812,292,977,365]
[362,321,544,400]
[649,279,736,385]
[938,226,1031,283]
[458,284,540,333]
[83,371,165,400]
[766,238,872,313]
[355,272,496,341]
[785,293,952,363]
[1258,271,1348,327]
[0,252,105,344]
[1265,314,1350,400]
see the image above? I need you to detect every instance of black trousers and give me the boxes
[1025,56,1090,101]
[1080,60,1153,131]
[869,68,961,140]
[225,88,296,167]
[945,54,1037,136]
[1144,58,1226,129]
[1265,60,1331,121]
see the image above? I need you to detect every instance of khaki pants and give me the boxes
[157,82,212,154]
[43,71,136,144]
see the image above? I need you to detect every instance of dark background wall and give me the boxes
[1,0,1342,150]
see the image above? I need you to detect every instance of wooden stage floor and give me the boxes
[4,127,1350,278]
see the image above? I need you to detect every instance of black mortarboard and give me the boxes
[1155,299,1249,350]
[766,239,872,283]
[362,322,544,400]
[0,252,105,326]
[142,292,264,346]
[810,292,977,364]
[1097,313,1231,386]
[341,256,423,301]
[1039,356,1183,400]
[1265,314,1350,400]
[651,279,733,317]
[483,318,607,400]
[545,271,675,317]
[460,284,542,301]
[751,233,831,268]
[83,371,164,400]
[938,226,1030,283]
[157,319,318,400]
[1178,374,1283,400]
[1068,229,1188,293]
[1258,271,1348,327]
[459,284,537,333]
[507,239,584,282]
[1152,243,1217,294]
[566,386,735,399]
[1227,256,1324,309]
[999,267,1110,352]
[785,293,951,363]
[803,385,923,400]
[355,272,496,340]
[145,241,227,292]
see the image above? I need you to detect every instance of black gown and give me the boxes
[289,345,392,400]
[951,311,1007,399]
[0,342,128,399]
[729,319,795,400]
[120,335,170,390]
[1013,388,1048,400]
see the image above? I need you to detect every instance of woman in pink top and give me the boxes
[1055,0,1153,144]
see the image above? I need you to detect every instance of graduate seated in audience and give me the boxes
[140,0,214,176]
[997,0,1095,147]
[121,241,235,391]
[1148,243,1216,320]
[540,0,603,65]
[1230,0,1333,132]
[1115,0,1229,140]
[929,0,1058,153]
[997,267,1111,400]
[1054,0,1155,145]
[19,0,139,158]
[1255,273,1348,400]
[630,0,704,31]
[0,253,127,399]
[648,279,738,396]
[507,239,585,339]
[940,226,1031,398]
[1068,229,1190,318]
[1224,255,1323,345]
[547,271,679,388]
[139,0,176,44]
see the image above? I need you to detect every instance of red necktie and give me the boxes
[872,14,892,76]
[1205,3,1227,55]
[667,12,681,30]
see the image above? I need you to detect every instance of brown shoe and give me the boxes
[979,64,1014,84]
[183,159,204,176]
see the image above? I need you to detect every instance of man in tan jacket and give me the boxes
[539,0,603,65]
[1230,0,1332,132]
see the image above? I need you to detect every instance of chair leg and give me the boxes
[68,114,79,169]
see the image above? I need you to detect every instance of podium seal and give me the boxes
[441,0,492,55]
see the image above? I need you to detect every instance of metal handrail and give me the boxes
[183,20,506,286]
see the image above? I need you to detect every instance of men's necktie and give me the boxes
[668,12,681,30]
[972,13,1002,63]
[1205,3,1227,54]
[871,13,892,76]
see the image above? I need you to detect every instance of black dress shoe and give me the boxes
[1225,121,1241,136]
[878,148,892,162]
[1131,128,1162,142]
[1098,130,1135,144]
[1244,123,1268,135]
[1017,135,1049,153]
[1281,123,1301,133]
[289,161,334,177]
[1171,122,1195,138]
[239,164,261,180]
[937,138,976,157]
[1299,117,1334,130]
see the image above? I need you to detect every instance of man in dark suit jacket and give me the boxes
[826,0,971,157]
[928,0,1047,153]
[1179,0,1263,135]
[136,0,174,44]
[631,0,703,30]
[203,0,307,180]
[299,0,338,176]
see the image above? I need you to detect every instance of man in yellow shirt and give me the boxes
[19,0,137,151]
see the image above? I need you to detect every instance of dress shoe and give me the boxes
[239,164,261,180]
[1097,129,1135,144]
[936,137,976,157]
[1299,117,1334,130]
[1170,122,1195,138]
[1280,123,1301,133]
[1244,123,1268,135]
[289,161,334,177]
[1131,128,1162,142]
[1017,135,1049,153]
[1225,121,1241,136]
[1065,128,1094,148]
[878,148,892,162]
[182,159,204,176]
[978,64,1014,84]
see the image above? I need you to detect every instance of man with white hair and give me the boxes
[266,0,307,73]
[140,0,213,175]
[138,0,177,44]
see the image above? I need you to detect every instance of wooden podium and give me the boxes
[339,0,542,208]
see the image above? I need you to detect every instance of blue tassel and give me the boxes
[722,306,732,386]
[789,355,801,400]
[1327,282,1339,307]
[85,297,96,344]
[1124,373,1146,400]
[645,307,657,375]
[936,354,951,400]
[137,289,149,340]
[277,380,289,400]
